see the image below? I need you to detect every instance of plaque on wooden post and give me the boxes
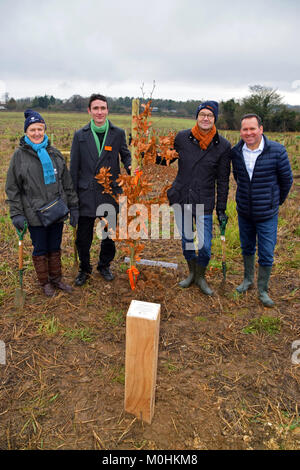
[124,300,161,424]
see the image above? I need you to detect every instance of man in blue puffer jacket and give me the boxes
[231,113,293,307]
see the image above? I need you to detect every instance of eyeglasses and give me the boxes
[198,112,214,120]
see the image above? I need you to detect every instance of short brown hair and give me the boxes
[241,113,262,127]
[88,94,108,109]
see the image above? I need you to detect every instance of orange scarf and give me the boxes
[191,124,216,150]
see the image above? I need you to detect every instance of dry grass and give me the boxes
[0,112,299,450]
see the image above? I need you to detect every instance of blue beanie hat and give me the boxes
[24,109,46,132]
[196,100,219,122]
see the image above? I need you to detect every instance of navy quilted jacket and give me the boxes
[231,135,293,221]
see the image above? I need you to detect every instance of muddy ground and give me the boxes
[0,160,299,451]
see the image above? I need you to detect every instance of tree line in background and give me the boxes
[2,85,300,132]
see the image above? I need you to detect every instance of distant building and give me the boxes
[162,108,177,114]
[0,105,6,110]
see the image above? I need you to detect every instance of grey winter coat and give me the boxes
[5,137,78,226]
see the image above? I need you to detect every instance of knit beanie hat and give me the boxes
[24,109,46,132]
[196,101,219,122]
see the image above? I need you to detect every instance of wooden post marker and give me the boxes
[124,300,160,424]
[131,98,140,175]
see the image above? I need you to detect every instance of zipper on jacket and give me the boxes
[40,200,59,212]
[239,144,267,216]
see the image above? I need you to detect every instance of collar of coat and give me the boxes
[189,129,220,146]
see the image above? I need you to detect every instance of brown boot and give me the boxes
[32,255,56,297]
[48,250,72,293]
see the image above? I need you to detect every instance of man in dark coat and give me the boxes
[70,94,131,286]
[231,113,293,307]
[164,101,231,295]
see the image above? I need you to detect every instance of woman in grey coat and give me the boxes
[5,109,79,296]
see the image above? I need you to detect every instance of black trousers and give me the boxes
[76,216,116,273]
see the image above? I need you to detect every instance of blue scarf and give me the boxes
[24,134,56,185]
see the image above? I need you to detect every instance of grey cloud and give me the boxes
[0,0,299,101]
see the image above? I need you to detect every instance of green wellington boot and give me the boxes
[179,258,196,288]
[194,264,214,296]
[236,255,255,293]
[257,265,274,308]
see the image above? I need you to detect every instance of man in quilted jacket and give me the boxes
[231,114,293,307]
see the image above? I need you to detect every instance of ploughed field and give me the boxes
[0,111,299,450]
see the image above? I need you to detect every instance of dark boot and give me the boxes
[97,265,114,281]
[32,255,56,297]
[75,270,90,286]
[194,264,214,296]
[257,265,274,307]
[178,258,196,288]
[48,250,72,293]
[236,255,255,293]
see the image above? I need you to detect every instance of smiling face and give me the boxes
[197,108,215,133]
[240,117,263,150]
[88,99,108,126]
[26,122,46,144]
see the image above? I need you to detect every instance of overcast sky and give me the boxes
[1,0,300,105]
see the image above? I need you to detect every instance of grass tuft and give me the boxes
[242,316,281,335]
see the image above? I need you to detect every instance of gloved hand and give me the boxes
[12,215,27,231]
[69,208,79,227]
[217,211,228,230]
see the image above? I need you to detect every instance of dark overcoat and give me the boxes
[70,120,131,217]
[167,129,231,215]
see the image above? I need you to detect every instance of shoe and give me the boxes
[98,266,114,281]
[236,255,255,293]
[257,265,274,307]
[75,271,90,286]
[194,264,214,296]
[178,258,196,288]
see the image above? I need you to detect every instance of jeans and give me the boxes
[28,222,64,256]
[76,216,116,273]
[238,214,278,266]
[175,206,213,267]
